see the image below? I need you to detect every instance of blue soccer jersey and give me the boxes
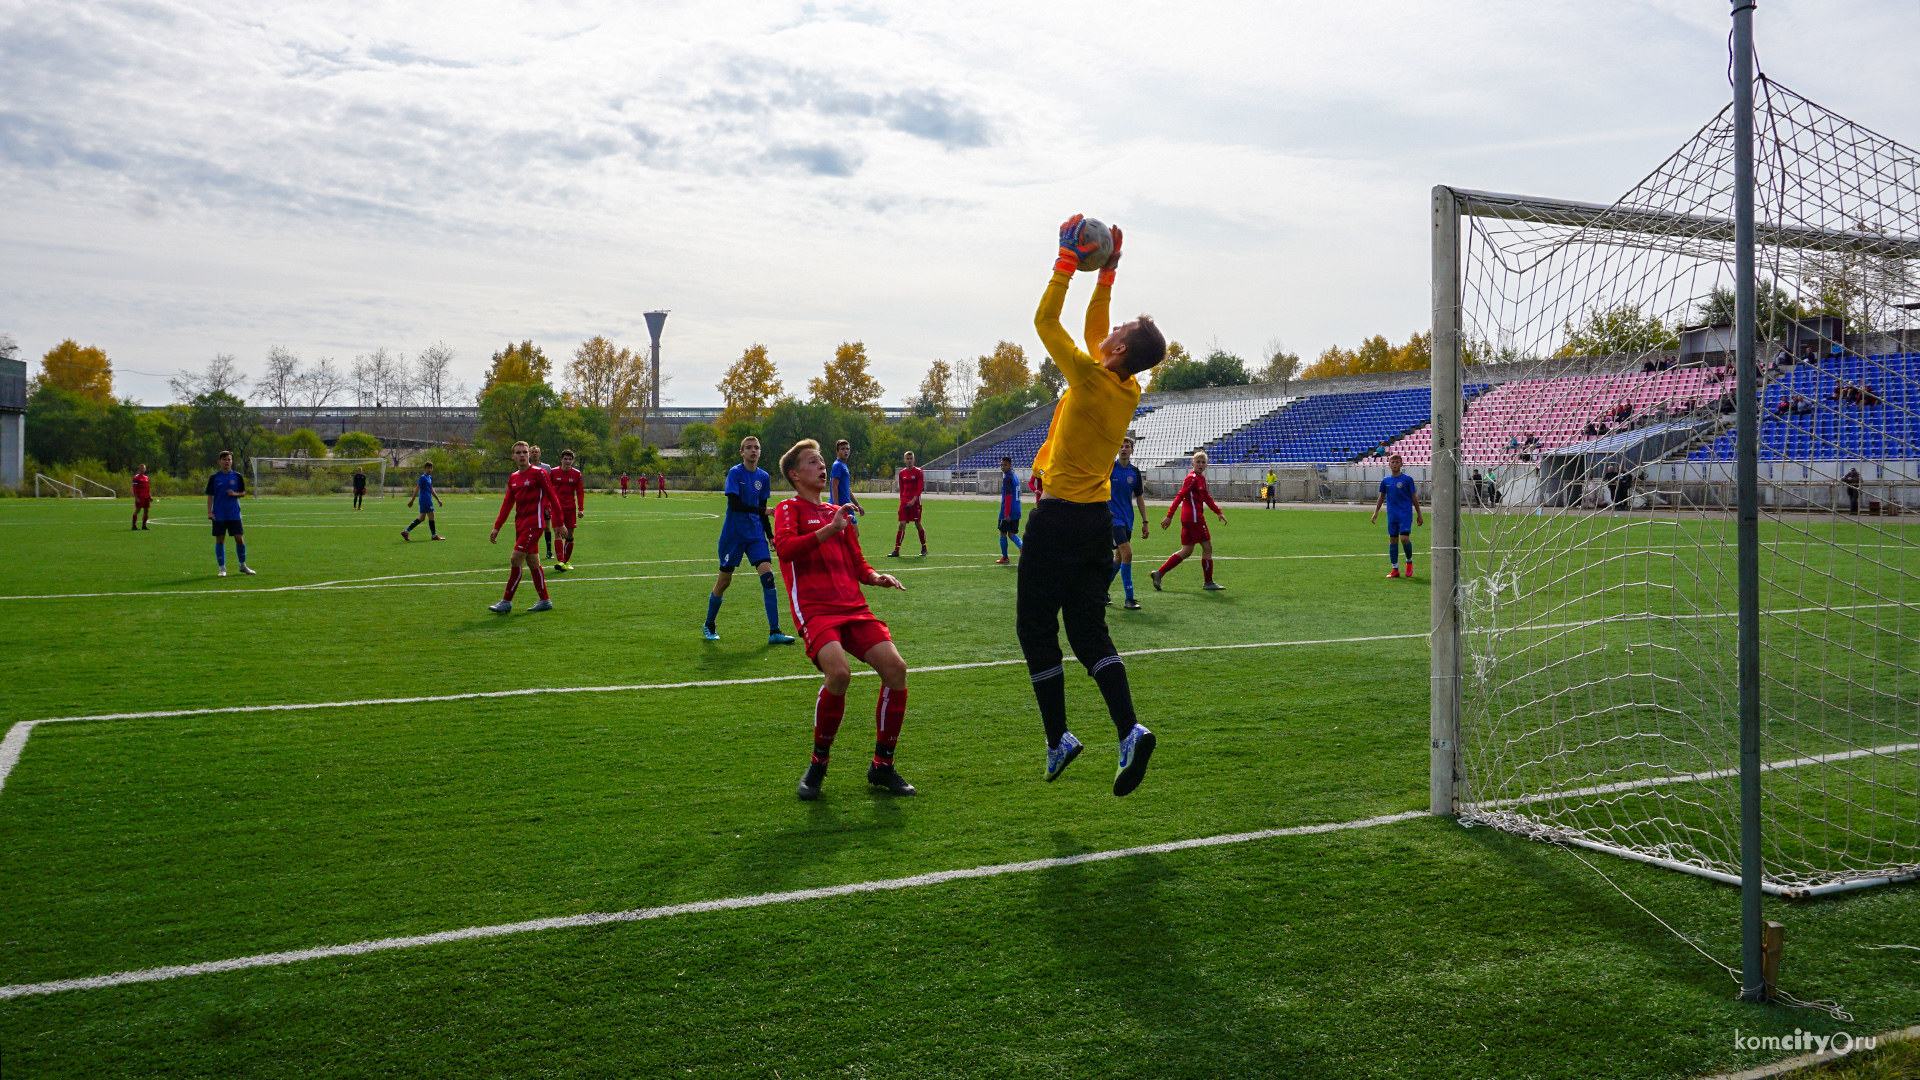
[1109,462,1143,529]
[205,470,245,520]
[722,464,773,540]
[1380,474,1418,524]
[830,459,853,506]
[415,473,435,510]
[999,471,1021,519]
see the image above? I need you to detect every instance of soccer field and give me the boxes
[1,493,1915,1079]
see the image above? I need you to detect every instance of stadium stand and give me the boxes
[1688,353,1920,461]
[1389,366,1727,465]
[1125,395,1292,467]
[952,404,1161,469]
[1206,385,1489,465]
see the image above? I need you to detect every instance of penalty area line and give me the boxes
[0,632,1424,793]
[0,810,1428,1000]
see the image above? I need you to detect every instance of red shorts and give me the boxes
[557,508,578,530]
[513,519,543,554]
[897,505,921,522]
[1180,519,1212,546]
[803,614,893,664]
[134,496,153,509]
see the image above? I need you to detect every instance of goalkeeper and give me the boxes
[1020,215,1168,797]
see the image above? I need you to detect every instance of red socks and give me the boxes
[874,686,907,767]
[812,687,847,764]
[528,561,549,600]
[503,567,522,600]
[1158,551,1187,576]
[1202,558,1214,583]
[894,525,906,550]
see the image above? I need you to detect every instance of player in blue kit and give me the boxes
[205,450,254,577]
[1108,437,1150,609]
[1370,452,1424,579]
[402,462,443,540]
[830,439,862,533]
[705,435,796,645]
[994,456,1024,564]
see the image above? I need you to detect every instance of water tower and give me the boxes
[644,310,669,409]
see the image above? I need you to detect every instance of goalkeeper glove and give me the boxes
[1056,214,1098,275]
[1098,224,1123,287]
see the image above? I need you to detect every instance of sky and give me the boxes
[4,0,1918,407]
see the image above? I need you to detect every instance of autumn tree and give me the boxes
[808,341,885,419]
[909,359,954,422]
[1258,339,1303,390]
[39,340,113,403]
[1556,305,1679,358]
[482,340,551,392]
[976,341,1032,399]
[717,344,786,427]
[1143,341,1195,391]
[567,335,650,435]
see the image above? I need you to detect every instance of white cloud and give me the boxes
[2,0,1917,404]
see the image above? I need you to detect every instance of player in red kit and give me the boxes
[1152,450,1228,591]
[548,449,586,571]
[620,472,630,497]
[130,465,153,530]
[656,472,667,498]
[488,441,562,614]
[774,438,916,801]
[888,450,927,558]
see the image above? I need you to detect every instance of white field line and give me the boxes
[0,633,1428,793]
[1479,741,1920,809]
[0,561,984,602]
[0,809,1429,1000]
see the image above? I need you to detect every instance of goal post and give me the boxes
[72,475,115,498]
[250,457,385,497]
[1429,58,1920,914]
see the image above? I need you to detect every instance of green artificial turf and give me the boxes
[1,492,1914,1079]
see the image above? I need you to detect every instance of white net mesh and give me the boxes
[1449,77,1920,896]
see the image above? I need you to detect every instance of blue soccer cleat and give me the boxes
[768,631,796,645]
[488,600,511,614]
[702,626,720,641]
[1113,723,1156,797]
[1045,731,1084,782]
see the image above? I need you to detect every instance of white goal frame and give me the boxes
[73,475,115,498]
[33,474,83,498]
[250,457,386,497]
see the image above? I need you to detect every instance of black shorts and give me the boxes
[211,519,244,539]
[1111,525,1132,549]
[999,516,1021,535]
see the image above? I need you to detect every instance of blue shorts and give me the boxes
[719,536,771,571]
[1387,515,1413,536]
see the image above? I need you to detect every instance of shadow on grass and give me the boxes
[1026,831,1342,1080]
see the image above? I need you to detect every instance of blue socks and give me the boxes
[1012,534,1022,549]
[705,592,723,631]
[236,541,246,565]
[1000,536,1009,558]
[1388,538,1400,566]
[1121,564,1134,599]
[763,585,781,631]
[215,541,225,568]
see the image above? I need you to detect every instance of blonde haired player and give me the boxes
[774,439,915,800]
[1152,451,1227,591]
[1022,214,1168,797]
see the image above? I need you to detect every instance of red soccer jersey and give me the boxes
[550,466,585,511]
[132,474,151,498]
[494,467,562,530]
[897,466,924,506]
[1028,473,1044,496]
[774,497,881,628]
[1172,471,1221,523]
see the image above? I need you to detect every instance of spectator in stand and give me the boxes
[1507,435,1521,455]
[1469,470,1485,507]
[1583,422,1597,437]
[1774,397,1791,417]
[1774,347,1793,369]
[1843,467,1862,514]
[1524,431,1541,449]
[1611,466,1635,510]
[1862,385,1881,407]
[1798,343,1815,363]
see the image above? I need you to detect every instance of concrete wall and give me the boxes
[0,411,22,488]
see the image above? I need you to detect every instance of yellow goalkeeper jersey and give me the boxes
[1030,271,1141,505]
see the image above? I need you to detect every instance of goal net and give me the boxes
[250,457,386,497]
[1434,78,1919,897]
